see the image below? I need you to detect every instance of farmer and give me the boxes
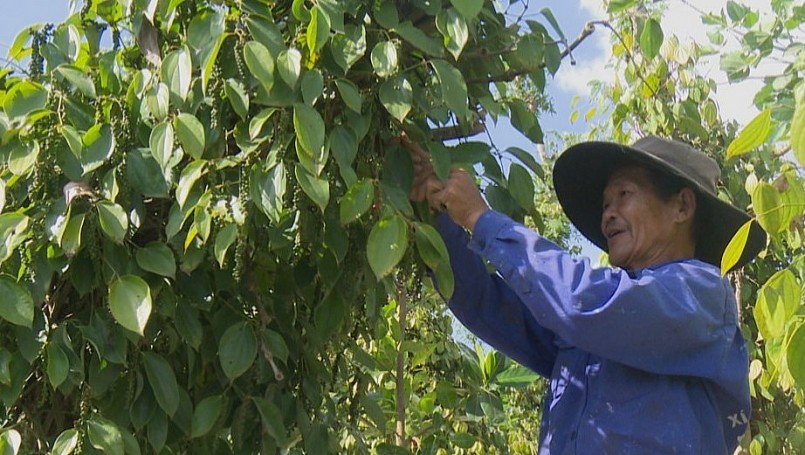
[404,135,766,454]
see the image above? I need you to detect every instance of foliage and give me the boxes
[0,0,566,453]
[584,0,805,451]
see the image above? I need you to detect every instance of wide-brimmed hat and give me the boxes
[552,135,766,271]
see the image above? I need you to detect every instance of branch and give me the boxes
[466,20,600,84]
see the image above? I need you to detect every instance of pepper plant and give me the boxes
[0,0,574,453]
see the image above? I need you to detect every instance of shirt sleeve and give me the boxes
[434,213,559,378]
[469,210,736,379]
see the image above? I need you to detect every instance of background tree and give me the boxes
[0,0,576,453]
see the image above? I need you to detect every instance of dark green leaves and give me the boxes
[54,65,97,98]
[82,124,116,174]
[191,395,224,438]
[367,214,408,279]
[431,60,468,116]
[379,76,412,123]
[150,121,175,171]
[108,275,152,336]
[788,323,805,389]
[136,242,176,278]
[142,352,180,416]
[340,179,374,224]
[251,162,287,223]
[436,8,468,60]
[307,6,331,59]
[46,342,69,389]
[295,166,330,212]
[0,276,34,327]
[449,0,483,20]
[415,222,454,298]
[244,41,275,91]
[87,416,124,455]
[97,201,128,244]
[174,113,206,160]
[218,322,258,381]
[161,46,192,103]
[293,104,326,175]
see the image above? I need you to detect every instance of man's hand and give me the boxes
[400,134,489,232]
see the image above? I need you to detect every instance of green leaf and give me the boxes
[136,242,176,278]
[224,79,250,120]
[191,395,224,438]
[720,220,753,275]
[247,15,284,56]
[371,41,398,78]
[374,1,399,29]
[3,81,48,120]
[253,397,288,446]
[87,417,124,455]
[109,275,152,336]
[218,322,258,381]
[607,0,637,13]
[379,76,412,123]
[295,166,330,212]
[0,213,30,264]
[278,48,302,88]
[301,69,324,106]
[97,201,128,244]
[150,121,175,170]
[414,222,454,298]
[214,224,238,268]
[790,84,805,167]
[188,10,226,93]
[142,352,180,416]
[639,18,664,60]
[293,104,326,175]
[176,160,207,209]
[261,329,289,364]
[51,428,79,455]
[509,99,543,143]
[506,147,544,181]
[508,163,535,212]
[54,65,97,98]
[339,179,374,224]
[394,21,444,57]
[161,45,192,103]
[726,109,772,159]
[449,0,483,19]
[82,123,116,175]
[249,108,278,139]
[436,8,468,60]
[540,8,566,41]
[46,342,69,389]
[243,41,275,91]
[754,269,799,340]
[7,26,33,60]
[174,113,206,160]
[330,125,359,185]
[61,125,83,158]
[495,365,539,387]
[367,214,408,279]
[335,79,362,113]
[453,432,475,449]
[0,429,21,455]
[147,83,170,121]
[787,322,805,389]
[0,275,34,327]
[251,162,287,223]
[752,182,784,234]
[8,139,40,176]
[307,6,331,57]
[431,59,468,116]
[331,24,366,73]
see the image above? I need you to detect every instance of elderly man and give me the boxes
[404,135,766,454]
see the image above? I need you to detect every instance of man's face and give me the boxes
[600,166,683,270]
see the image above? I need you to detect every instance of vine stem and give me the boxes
[394,278,409,448]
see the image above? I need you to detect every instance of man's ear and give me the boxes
[675,188,697,223]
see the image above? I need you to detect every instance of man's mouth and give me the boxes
[606,228,626,240]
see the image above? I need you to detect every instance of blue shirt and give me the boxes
[436,211,750,454]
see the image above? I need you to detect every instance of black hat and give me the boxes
[552,135,766,271]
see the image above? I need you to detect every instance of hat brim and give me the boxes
[552,141,766,271]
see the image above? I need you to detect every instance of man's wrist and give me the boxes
[464,207,490,232]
